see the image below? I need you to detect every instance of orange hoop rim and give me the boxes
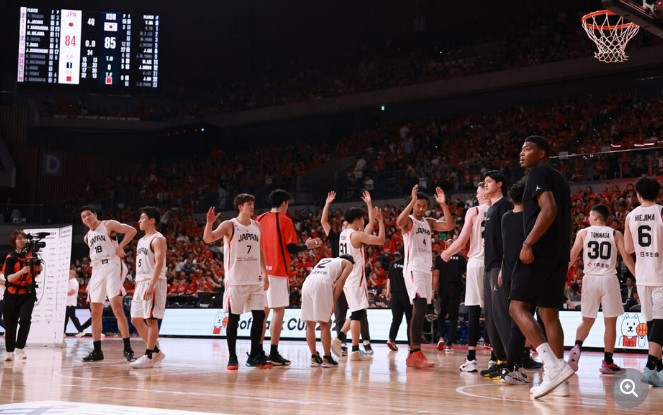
[581,10,639,30]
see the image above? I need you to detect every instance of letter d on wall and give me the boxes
[43,153,63,176]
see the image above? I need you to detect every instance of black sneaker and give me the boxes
[363,343,374,356]
[269,351,291,366]
[522,357,543,369]
[124,349,138,362]
[311,352,323,367]
[246,352,273,369]
[481,362,505,378]
[322,355,338,368]
[82,350,104,362]
[488,363,507,379]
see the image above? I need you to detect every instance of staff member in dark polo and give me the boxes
[386,247,410,351]
[434,239,466,351]
[2,230,42,361]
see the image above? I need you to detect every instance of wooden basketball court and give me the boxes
[0,337,656,414]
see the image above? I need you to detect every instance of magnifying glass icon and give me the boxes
[620,379,638,398]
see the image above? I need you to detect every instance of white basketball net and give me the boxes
[582,11,640,63]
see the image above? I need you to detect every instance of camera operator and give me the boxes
[2,230,42,361]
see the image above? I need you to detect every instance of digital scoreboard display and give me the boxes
[17,7,160,88]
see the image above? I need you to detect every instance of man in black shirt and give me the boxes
[434,239,466,351]
[386,249,410,351]
[510,136,574,399]
[481,171,513,378]
[499,179,541,385]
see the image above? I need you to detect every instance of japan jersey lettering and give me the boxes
[403,215,432,275]
[135,232,167,282]
[87,221,117,261]
[224,218,262,286]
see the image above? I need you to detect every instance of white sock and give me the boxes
[536,343,561,369]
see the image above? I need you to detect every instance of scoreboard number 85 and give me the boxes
[104,37,116,49]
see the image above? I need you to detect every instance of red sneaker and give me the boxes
[444,344,454,352]
[387,339,398,351]
[436,339,445,351]
[407,350,435,367]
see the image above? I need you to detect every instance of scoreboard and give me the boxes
[17,7,160,88]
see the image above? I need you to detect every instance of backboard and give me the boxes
[603,0,663,38]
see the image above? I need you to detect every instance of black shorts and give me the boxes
[509,256,566,308]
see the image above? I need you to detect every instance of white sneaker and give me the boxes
[349,350,371,361]
[130,354,155,369]
[14,349,26,360]
[153,351,166,363]
[4,352,14,361]
[500,366,531,385]
[460,359,478,372]
[331,338,342,357]
[531,362,575,399]
[75,332,86,338]
[551,381,570,396]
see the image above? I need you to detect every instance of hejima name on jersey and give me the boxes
[634,214,655,221]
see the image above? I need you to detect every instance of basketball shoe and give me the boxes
[311,352,323,367]
[130,355,155,369]
[406,350,435,368]
[460,359,478,372]
[567,344,580,372]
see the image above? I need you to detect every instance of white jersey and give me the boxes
[339,229,365,287]
[224,218,262,286]
[135,232,167,282]
[582,225,617,277]
[627,204,663,286]
[403,215,432,275]
[467,205,489,260]
[307,257,345,284]
[86,221,118,262]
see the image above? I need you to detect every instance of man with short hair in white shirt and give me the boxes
[64,269,84,337]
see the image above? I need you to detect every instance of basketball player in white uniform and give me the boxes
[79,205,137,362]
[301,255,354,367]
[330,205,385,360]
[130,206,168,369]
[397,185,454,368]
[567,204,635,374]
[441,183,491,371]
[624,177,663,386]
[204,194,271,370]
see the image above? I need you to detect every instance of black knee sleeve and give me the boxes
[650,319,663,346]
[648,320,654,341]
[226,313,240,357]
[468,305,481,347]
[410,298,427,346]
[350,309,366,321]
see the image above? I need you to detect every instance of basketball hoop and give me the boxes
[582,10,639,63]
